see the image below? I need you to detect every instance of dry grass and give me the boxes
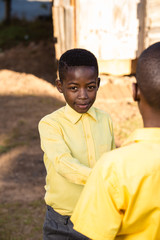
[0,200,45,240]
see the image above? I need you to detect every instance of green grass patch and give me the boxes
[0,18,53,50]
[0,133,25,155]
[0,200,45,240]
[0,145,12,154]
[0,141,25,155]
[0,119,39,155]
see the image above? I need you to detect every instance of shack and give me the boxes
[52,0,160,75]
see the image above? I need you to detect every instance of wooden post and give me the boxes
[70,0,76,47]
[52,0,75,60]
[5,0,11,24]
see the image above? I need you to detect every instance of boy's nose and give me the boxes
[78,89,88,99]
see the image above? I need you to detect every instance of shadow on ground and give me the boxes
[0,94,65,202]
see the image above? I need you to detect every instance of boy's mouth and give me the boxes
[76,103,90,109]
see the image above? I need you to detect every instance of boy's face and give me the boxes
[56,66,100,113]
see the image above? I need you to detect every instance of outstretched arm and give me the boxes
[39,120,91,185]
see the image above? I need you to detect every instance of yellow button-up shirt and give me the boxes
[38,104,115,215]
[71,128,160,239]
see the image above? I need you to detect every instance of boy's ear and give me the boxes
[97,77,100,88]
[132,82,140,101]
[55,79,63,93]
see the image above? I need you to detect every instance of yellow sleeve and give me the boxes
[71,158,123,240]
[38,119,91,185]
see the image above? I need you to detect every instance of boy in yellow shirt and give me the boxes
[71,42,160,239]
[38,48,115,239]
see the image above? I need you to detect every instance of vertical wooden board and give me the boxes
[136,0,146,57]
[52,6,61,59]
[53,6,65,59]
[58,6,66,54]
[76,0,140,60]
[76,0,100,56]
[70,0,76,47]
[53,1,74,59]
[98,0,139,60]
[65,6,74,50]
[145,0,160,47]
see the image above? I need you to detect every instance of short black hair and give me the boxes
[136,42,160,110]
[58,48,99,81]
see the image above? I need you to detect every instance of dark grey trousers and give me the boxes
[43,205,89,240]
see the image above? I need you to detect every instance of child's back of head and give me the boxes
[136,42,160,111]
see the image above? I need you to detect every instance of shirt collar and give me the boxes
[122,128,160,146]
[64,104,97,124]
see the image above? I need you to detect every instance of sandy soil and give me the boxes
[0,41,142,203]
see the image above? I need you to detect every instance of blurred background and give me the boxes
[0,0,159,239]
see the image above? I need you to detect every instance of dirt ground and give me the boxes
[0,40,142,204]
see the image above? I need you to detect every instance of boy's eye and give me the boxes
[69,86,78,91]
[88,85,96,90]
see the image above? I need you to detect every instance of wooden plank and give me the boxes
[75,0,141,75]
[53,1,75,60]
[70,0,76,47]
[136,0,146,57]
[54,0,70,7]
[58,6,65,54]
[70,0,75,5]
[76,0,140,60]
[65,6,74,50]
[76,0,100,57]
[98,59,137,76]
[52,6,65,59]
[52,6,60,59]
[145,0,160,47]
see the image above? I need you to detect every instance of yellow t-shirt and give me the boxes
[38,104,115,215]
[71,128,160,240]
